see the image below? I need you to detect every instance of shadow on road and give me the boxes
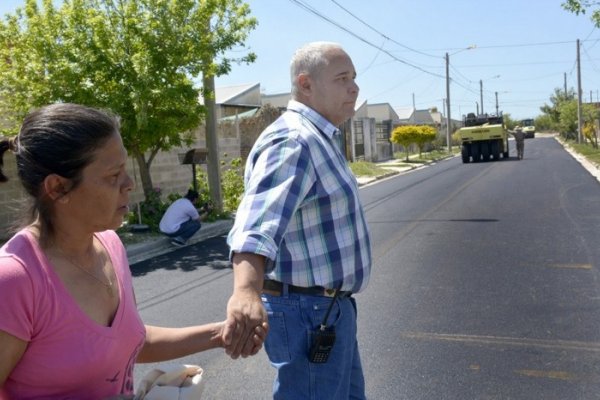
[130,235,232,277]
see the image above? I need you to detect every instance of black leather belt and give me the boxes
[262,279,352,298]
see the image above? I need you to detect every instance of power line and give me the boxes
[328,0,438,59]
[288,0,445,79]
[286,0,593,117]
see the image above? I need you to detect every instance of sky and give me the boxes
[1,0,599,121]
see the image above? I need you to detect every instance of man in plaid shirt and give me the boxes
[224,41,372,400]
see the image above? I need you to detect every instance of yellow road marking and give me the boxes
[549,263,593,270]
[399,331,600,352]
[514,369,576,381]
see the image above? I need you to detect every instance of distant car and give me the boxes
[520,119,536,138]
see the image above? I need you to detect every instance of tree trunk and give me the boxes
[202,72,223,211]
[133,150,154,199]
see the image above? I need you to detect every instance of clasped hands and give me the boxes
[222,288,269,359]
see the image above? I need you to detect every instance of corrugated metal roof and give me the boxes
[200,82,261,105]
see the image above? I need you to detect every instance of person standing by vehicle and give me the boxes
[159,189,202,246]
[509,126,526,160]
[0,103,266,399]
[224,41,372,399]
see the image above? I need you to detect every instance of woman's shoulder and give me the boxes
[95,230,129,269]
[1,229,36,261]
[96,229,120,242]
[0,230,38,289]
[95,230,126,254]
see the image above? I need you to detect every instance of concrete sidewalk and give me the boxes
[126,219,234,265]
[356,154,457,186]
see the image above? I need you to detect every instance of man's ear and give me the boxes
[297,73,313,95]
[43,174,71,203]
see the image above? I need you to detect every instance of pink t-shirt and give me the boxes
[0,229,146,399]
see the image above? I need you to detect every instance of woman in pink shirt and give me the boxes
[0,104,266,399]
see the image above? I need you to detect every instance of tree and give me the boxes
[534,114,555,132]
[562,1,600,26]
[558,100,579,139]
[391,125,436,161]
[501,113,517,130]
[414,126,437,157]
[0,0,257,199]
[580,103,599,145]
[539,87,576,129]
[557,99,598,140]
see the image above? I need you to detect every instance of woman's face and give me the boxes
[65,132,133,232]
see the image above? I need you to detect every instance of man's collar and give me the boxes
[287,100,339,138]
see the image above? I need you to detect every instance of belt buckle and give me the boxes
[324,288,337,297]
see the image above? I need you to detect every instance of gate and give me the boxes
[354,119,365,161]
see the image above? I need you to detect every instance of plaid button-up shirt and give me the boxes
[227,100,371,293]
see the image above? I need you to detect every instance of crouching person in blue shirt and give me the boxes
[159,189,201,246]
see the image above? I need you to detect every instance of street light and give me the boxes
[445,45,476,152]
[479,75,500,114]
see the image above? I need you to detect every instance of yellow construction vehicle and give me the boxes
[520,118,536,138]
[457,113,509,163]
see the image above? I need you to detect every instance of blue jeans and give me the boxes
[164,218,200,242]
[262,291,365,400]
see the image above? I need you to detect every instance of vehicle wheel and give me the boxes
[491,140,500,160]
[481,142,491,161]
[471,142,481,162]
[461,144,470,163]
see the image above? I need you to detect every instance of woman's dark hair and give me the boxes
[0,137,17,182]
[0,103,121,237]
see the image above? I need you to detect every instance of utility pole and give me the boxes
[202,72,223,210]
[202,18,223,211]
[445,52,452,152]
[412,93,415,109]
[564,72,567,96]
[577,39,583,144]
[479,79,484,114]
[495,91,499,115]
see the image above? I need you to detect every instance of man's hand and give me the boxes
[223,288,269,359]
[222,252,269,359]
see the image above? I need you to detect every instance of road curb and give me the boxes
[554,136,600,183]
[126,219,234,265]
[357,154,457,187]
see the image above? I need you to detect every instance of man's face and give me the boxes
[307,49,359,126]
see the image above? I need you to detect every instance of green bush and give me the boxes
[221,157,244,214]
[194,156,245,220]
[127,187,168,232]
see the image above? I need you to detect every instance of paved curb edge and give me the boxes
[554,136,600,183]
[126,219,234,265]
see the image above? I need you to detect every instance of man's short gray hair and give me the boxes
[290,41,343,97]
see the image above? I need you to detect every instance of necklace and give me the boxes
[57,247,115,297]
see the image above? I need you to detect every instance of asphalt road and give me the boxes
[131,136,600,399]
